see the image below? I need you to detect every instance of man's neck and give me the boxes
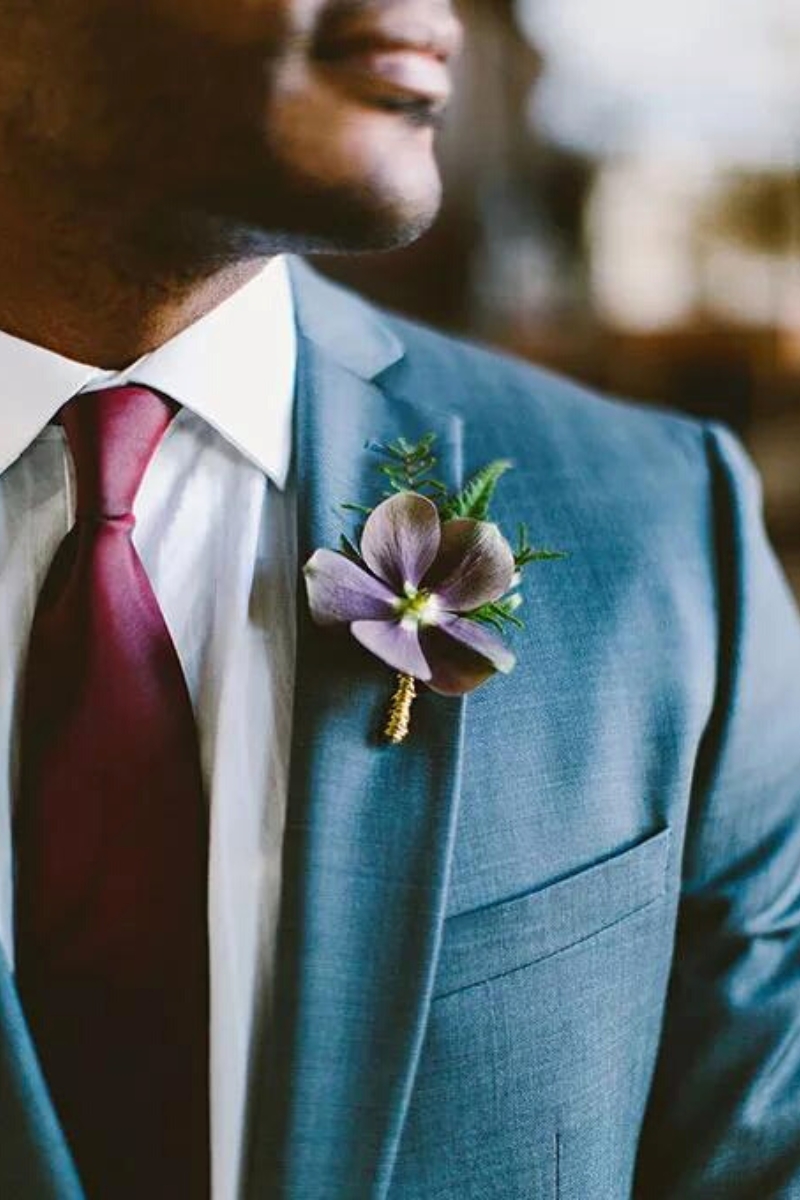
[0,186,270,369]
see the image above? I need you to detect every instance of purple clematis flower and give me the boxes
[303,491,518,696]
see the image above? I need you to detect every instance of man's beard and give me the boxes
[130,157,441,282]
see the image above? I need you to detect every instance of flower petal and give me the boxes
[425,519,516,611]
[420,615,516,696]
[360,492,442,591]
[304,549,398,627]
[351,619,432,681]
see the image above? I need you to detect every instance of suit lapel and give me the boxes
[0,946,83,1198]
[246,260,467,1198]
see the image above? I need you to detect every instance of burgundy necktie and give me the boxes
[14,386,210,1200]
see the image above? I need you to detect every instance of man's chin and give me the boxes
[249,153,444,254]
[278,194,441,256]
[139,142,444,271]
[180,182,442,261]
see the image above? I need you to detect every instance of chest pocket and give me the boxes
[433,826,671,1000]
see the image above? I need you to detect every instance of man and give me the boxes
[0,1,799,1198]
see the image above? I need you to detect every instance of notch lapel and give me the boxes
[0,946,83,1198]
[246,261,467,1198]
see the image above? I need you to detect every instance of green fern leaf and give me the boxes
[440,460,513,521]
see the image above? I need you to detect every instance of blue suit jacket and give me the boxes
[3,259,800,1199]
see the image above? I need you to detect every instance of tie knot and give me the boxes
[60,386,176,521]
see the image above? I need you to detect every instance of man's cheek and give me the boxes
[137,0,301,47]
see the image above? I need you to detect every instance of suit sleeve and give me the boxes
[635,422,800,1199]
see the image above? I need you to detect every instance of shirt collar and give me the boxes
[0,255,296,488]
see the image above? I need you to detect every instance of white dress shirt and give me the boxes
[0,255,297,1200]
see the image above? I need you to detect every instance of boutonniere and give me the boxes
[303,435,564,744]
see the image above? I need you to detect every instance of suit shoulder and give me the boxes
[381,308,708,476]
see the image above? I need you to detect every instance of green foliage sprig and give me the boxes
[440,459,512,520]
[466,595,526,632]
[341,434,448,515]
[513,524,567,570]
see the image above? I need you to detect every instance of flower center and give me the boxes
[396,584,441,628]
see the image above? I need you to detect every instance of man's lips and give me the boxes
[322,44,453,106]
[314,9,464,109]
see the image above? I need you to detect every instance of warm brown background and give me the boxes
[316,0,800,596]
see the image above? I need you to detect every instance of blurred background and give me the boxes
[316,0,800,595]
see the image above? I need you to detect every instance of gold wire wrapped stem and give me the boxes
[384,673,417,745]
